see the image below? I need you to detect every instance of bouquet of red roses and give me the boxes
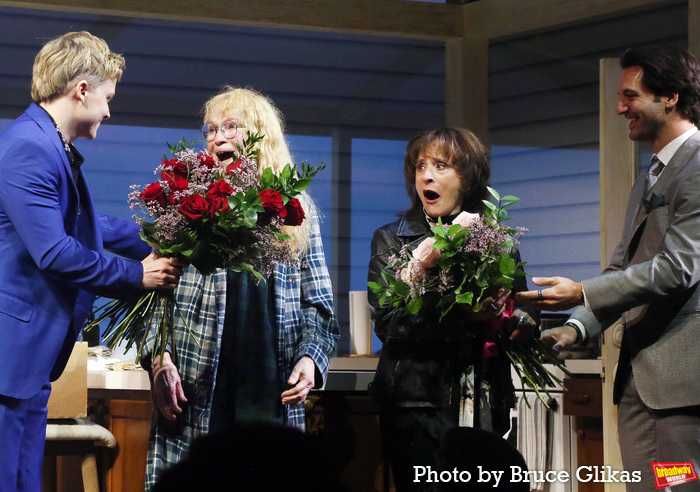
[85,134,325,362]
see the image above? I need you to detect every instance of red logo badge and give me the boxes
[651,462,698,489]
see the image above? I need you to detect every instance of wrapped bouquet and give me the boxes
[85,134,325,363]
[368,187,569,404]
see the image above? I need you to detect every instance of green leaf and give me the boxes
[281,164,293,181]
[447,224,462,236]
[499,256,516,275]
[260,167,275,188]
[487,186,500,202]
[407,296,423,314]
[433,237,449,250]
[292,179,311,193]
[367,281,385,294]
[431,223,447,238]
[452,228,469,241]
[455,292,474,304]
[482,200,497,212]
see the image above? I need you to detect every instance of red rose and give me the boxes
[226,158,245,175]
[161,158,189,182]
[166,178,189,205]
[206,179,233,200]
[178,194,209,220]
[140,182,167,208]
[200,154,217,169]
[282,197,305,226]
[169,178,189,193]
[259,189,286,218]
[208,196,231,219]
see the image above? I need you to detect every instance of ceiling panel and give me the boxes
[0,5,445,140]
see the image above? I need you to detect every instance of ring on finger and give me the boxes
[537,290,543,300]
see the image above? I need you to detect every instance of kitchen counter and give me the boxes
[88,355,382,393]
[88,356,601,392]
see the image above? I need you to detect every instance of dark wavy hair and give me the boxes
[620,46,700,125]
[404,127,490,214]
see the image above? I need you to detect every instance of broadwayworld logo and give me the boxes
[651,462,698,490]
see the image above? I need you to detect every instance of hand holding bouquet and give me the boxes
[85,134,325,363]
[370,188,526,319]
[369,187,570,404]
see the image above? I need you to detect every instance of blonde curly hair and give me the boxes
[203,86,316,257]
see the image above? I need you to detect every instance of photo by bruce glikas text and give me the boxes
[413,465,642,487]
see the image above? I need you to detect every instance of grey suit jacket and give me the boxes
[571,131,700,409]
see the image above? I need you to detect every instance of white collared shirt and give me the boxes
[654,126,698,170]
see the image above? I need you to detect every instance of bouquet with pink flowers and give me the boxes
[370,188,527,320]
[368,187,569,404]
[85,134,325,362]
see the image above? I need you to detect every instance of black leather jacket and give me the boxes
[367,204,536,426]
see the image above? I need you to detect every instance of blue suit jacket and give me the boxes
[0,103,151,399]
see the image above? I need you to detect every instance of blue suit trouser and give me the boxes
[0,383,51,492]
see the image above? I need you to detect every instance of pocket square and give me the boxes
[642,193,667,213]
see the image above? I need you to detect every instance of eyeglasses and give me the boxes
[201,120,242,141]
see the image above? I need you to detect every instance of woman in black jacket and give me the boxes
[367,127,538,492]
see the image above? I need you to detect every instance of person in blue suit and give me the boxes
[0,31,184,492]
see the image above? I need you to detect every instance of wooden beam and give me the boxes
[445,35,489,144]
[463,0,680,39]
[330,128,353,352]
[599,58,636,487]
[599,59,637,266]
[0,0,462,41]
[689,0,700,57]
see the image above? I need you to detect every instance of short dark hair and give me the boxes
[404,127,490,213]
[620,46,700,125]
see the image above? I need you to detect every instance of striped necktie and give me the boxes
[645,155,664,192]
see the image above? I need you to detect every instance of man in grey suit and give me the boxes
[516,46,700,491]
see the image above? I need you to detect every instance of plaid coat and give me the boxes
[143,214,338,490]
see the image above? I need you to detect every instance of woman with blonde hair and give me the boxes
[201,86,314,256]
[143,87,339,489]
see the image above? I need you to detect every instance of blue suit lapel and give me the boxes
[75,174,100,252]
[25,104,74,180]
[26,104,97,246]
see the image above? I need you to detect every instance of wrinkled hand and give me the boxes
[541,325,579,352]
[151,352,187,420]
[467,289,511,321]
[513,276,583,311]
[281,356,315,407]
[505,309,537,342]
[141,253,186,290]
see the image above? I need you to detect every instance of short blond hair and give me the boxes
[203,86,316,257]
[31,31,125,102]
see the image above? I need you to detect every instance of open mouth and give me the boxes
[217,151,234,164]
[626,114,639,129]
[423,190,440,201]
